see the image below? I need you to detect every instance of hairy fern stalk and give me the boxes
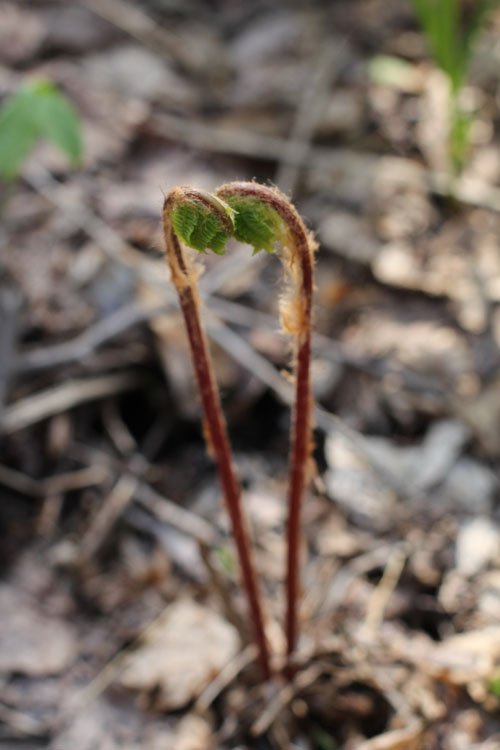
[216,183,316,670]
[162,182,316,679]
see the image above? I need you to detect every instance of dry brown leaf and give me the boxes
[431,626,500,684]
[452,377,500,455]
[455,518,500,578]
[50,702,136,750]
[119,600,240,710]
[0,586,76,676]
[394,626,500,686]
[356,719,426,750]
[171,715,215,750]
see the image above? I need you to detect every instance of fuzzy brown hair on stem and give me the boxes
[162,185,271,681]
[215,182,316,673]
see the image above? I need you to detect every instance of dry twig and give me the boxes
[0,372,144,436]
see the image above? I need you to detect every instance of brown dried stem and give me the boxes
[162,187,271,680]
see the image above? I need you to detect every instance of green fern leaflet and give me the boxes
[171,199,234,255]
[224,196,284,254]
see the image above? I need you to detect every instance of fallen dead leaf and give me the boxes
[171,715,215,750]
[0,586,76,676]
[119,600,240,710]
[356,719,426,750]
[455,518,500,578]
[431,626,500,684]
[395,626,500,686]
[50,702,135,750]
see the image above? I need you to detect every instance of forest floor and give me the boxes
[0,1,500,748]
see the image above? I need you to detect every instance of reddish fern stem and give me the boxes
[216,183,315,671]
[162,187,271,681]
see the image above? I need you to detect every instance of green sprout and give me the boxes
[215,545,236,576]
[488,672,500,697]
[0,78,83,181]
[410,0,499,176]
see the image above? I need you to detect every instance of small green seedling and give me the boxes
[488,672,500,697]
[410,0,499,175]
[0,78,82,181]
[312,725,339,750]
[163,183,316,680]
[215,545,236,576]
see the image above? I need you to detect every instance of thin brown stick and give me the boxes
[162,187,271,680]
[216,183,315,671]
[0,372,143,436]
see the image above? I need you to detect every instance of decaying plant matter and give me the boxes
[162,181,316,679]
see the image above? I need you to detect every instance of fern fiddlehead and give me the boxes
[163,182,315,678]
[163,186,271,680]
[216,183,315,671]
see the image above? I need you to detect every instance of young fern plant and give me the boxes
[163,186,271,680]
[215,183,316,669]
[162,182,315,678]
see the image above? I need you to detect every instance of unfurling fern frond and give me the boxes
[223,196,285,254]
[170,197,234,255]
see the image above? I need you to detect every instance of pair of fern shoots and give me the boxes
[162,182,315,680]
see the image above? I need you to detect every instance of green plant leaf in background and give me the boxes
[0,88,40,180]
[411,0,500,91]
[410,0,500,176]
[0,79,83,181]
[33,80,82,164]
[411,0,466,92]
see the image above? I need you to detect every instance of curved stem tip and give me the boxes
[163,186,272,680]
[216,182,315,669]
